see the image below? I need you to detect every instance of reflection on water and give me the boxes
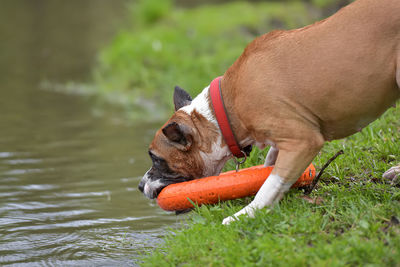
[0,0,178,265]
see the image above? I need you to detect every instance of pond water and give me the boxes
[0,1,179,265]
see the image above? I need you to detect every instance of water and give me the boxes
[0,1,178,265]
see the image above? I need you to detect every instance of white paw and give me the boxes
[383,166,400,181]
[222,216,237,225]
[222,205,256,225]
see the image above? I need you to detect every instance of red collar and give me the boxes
[209,76,246,158]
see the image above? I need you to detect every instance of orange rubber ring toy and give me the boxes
[157,164,316,211]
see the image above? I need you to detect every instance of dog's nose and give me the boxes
[138,180,145,193]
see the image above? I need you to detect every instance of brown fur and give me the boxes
[144,0,400,198]
[220,0,400,180]
[150,110,220,178]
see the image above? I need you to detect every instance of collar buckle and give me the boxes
[233,151,247,172]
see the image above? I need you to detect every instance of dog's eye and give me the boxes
[149,150,166,165]
[149,151,160,163]
[148,150,154,158]
[148,150,174,174]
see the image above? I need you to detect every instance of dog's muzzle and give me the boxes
[138,169,168,199]
[139,167,195,199]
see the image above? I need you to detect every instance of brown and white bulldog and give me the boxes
[139,0,400,224]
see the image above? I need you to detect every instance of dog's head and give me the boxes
[138,86,231,199]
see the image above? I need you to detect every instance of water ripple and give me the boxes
[0,201,67,211]
[0,152,30,158]
[18,184,59,191]
[7,216,157,232]
[4,168,52,175]
[3,158,43,165]
[54,191,111,198]
[0,209,96,227]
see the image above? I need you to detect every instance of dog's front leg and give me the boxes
[222,134,324,225]
[264,147,279,166]
[221,172,290,224]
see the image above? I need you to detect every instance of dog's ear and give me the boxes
[162,121,192,150]
[174,86,192,111]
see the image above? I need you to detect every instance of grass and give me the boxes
[139,104,400,266]
[92,0,344,121]
[89,0,399,265]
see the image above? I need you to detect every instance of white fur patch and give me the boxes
[143,183,151,197]
[181,86,217,126]
[199,139,231,177]
[264,147,279,166]
[222,173,292,225]
[144,179,164,198]
[141,169,150,184]
[181,85,232,177]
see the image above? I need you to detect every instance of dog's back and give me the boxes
[223,0,400,141]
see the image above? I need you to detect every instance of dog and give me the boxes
[139,0,400,224]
